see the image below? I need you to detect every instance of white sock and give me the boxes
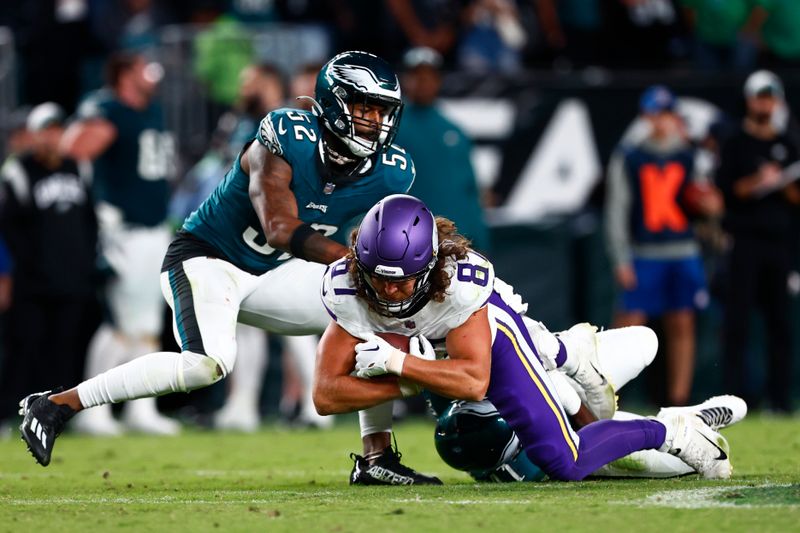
[358,401,394,438]
[556,334,580,376]
[77,350,218,408]
[81,324,135,421]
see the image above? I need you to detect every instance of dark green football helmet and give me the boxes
[435,400,546,482]
[310,50,403,159]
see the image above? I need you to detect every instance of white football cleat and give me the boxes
[665,414,732,479]
[557,323,617,419]
[657,395,747,431]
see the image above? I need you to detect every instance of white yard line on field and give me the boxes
[618,483,797,510]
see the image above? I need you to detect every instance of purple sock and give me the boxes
[554,339,567,368]
[546,419,667,481]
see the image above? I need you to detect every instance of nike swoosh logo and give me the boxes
[278,118,287,135]
[698,432,728,460]
[361,347,379,352]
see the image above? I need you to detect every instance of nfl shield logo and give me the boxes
[323,182,336,194]
[404,320,416,329]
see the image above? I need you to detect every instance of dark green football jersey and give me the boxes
[183,108,416,274]
[77,88,174,227]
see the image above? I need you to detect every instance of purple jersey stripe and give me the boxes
[322,301,337,321]
[333,288,357,295]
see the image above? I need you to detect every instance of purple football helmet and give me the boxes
[355,194,438,316]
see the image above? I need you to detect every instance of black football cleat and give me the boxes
[19,388,76,466]
[350,446,443,486]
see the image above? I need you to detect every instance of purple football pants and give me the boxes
[487,293,666,481]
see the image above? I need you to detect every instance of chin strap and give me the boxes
[323,139,358,166]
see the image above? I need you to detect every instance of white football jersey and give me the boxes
[322,251,496,346]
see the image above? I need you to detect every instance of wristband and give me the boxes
[289,223,318,260]
[386,348,407,375]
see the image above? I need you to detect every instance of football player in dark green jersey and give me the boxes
[21,52,439,484]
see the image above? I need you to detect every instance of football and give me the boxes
[376,331,411,353]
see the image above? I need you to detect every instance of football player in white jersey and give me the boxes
[315,194,734,482]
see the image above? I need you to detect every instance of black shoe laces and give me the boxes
[697,407,732,428]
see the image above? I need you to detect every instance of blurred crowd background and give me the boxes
[1,0,800,437]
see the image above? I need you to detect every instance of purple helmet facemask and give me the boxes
[355,195,438,316]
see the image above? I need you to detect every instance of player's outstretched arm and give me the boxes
[400,308,492,401]
[245,141,349,264]
[60,118,117,161]
[313,321,403,415]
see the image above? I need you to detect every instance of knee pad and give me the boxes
[178,351,227,391]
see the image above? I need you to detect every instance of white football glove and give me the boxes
[523,316,561,371]
[409,334,435,361]
[399,335,436,397]
[355,335,407,378]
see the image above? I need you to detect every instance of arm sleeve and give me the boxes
[604,149,633,268]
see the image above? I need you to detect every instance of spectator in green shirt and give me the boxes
[758,0,800,67]
[681,0,766,71]
[395,47,491,253]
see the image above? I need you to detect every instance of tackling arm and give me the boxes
[244,142,349,264]
[313,320,403,415]
[400,308,492,401]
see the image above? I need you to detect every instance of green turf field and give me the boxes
[1,414,798,532]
